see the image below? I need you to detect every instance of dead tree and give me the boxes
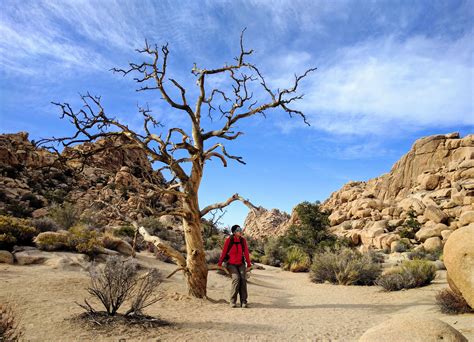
[40,30,315,298]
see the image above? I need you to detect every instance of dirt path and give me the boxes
[1,252,472,341]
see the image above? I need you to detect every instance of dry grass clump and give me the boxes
[310,247,382,285]
[435,289,473,314]
[283,246,311,272]
[0,303,23,341]
[376,259,436,291]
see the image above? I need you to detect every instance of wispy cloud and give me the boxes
[286,32,474,135]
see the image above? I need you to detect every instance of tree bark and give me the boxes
[182,166,208,298]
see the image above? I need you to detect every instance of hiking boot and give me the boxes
[241,302,248,308]
[230,302,237,308]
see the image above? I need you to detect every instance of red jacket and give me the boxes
[218,236,251,266]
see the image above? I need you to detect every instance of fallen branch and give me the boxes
[133,223,186,268]
[207,264,230,275]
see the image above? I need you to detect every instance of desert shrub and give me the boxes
[5,200,32,218]
[407,247,443,261]
[250,250,263,263]
[78,256,161,316]
[43,188,68,204]
[31,217,60,232]
[114,225,136,238]
[0,215,37,250]
[399,209,421,239]
[283,246,311,272]
[393,239,411,253]
[205,248,222,264]
[204,234,223,250]
[376,259,436,291]
[435,289,473,314]
[49,202,80,229]
[261,237,285,267]
[68,224,103,256]
[20,193,43,209]
[34,231,70,251]
[367,249,385,264]
[0,303,23,341]
[310,247,382,285]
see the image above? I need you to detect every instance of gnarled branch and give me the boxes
[200,193,260,217]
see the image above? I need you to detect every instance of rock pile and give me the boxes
[0,132,181,229]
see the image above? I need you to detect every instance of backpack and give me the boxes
[223,236,246,264]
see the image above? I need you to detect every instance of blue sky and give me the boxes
[1,0,473,228]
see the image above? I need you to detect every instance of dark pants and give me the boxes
[227,264,247,304]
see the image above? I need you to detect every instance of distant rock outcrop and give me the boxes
[0,132,180,229]
[243,208,291,239]
[245,133,473,248]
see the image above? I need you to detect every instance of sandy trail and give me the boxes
[1,252,473,341]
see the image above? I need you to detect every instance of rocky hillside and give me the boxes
[245,133,474,251]
[0,132,180,229]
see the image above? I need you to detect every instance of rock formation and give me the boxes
[0,132,180,229]
[245,133,473,251]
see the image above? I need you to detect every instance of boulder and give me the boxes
[358,314,468,342]
[0,250,14,264]
[415,223,448,242]
[459,210,474,226]
[14,249,48,265]
[423,237,442,251]
[443,226,474,308]
[114,240,134,256]
[424,205,448,223]
[328,210,346,226]
[441,230,453,240]
[418,173,440,190]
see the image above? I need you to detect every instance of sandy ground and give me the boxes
[1,252,473,341]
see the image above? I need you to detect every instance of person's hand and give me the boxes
[246,266,252,273]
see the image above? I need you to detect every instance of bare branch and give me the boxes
[134,223,186,268]
[200,193,259,217]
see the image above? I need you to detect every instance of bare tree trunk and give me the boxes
[182,177,208,298]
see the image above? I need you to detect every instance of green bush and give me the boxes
[399,209,421,239]
[261,238,285,267]
[34,231,70,251]
[0,215,37,250]
[31,217,60,232]
[435,289,473,314]
[283,246,311,272]
[280,202,333,257]
[310,247,382,285]
[68,224,103,256]
[113,225,136,238]
[204,234,223,250]
[376,259,436,291]
[49,202,80,229]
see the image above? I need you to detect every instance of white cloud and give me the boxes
[296,33,474,135]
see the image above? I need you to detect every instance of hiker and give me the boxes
[217,224,252,308]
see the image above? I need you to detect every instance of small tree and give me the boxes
[40,30,315,298]
[280,201,334,256]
